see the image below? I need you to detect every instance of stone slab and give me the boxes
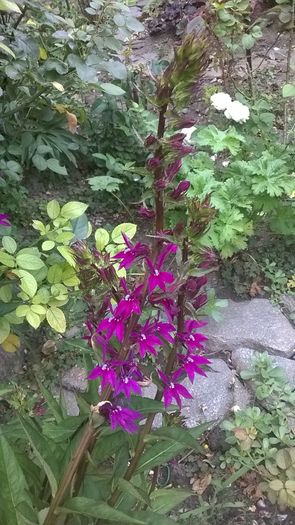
[62,366,88,392]
[0,346,23,381]
[232,347,295,386]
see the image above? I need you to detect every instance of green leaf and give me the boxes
[0,251,15,268]
[147,427,203,451]
[26,311,41,329]
[47,158,67,176]
[117,478,151,507]
[35,377,63,424]
[60,497,145,524]
[71,214,89,241]
[0,42,15,58]
[94,430,128,462]
[0,318,10,344]
[43,416,87,442]
[150,488,191,514]
[32,154,47,172]
[0,0,21,13]
[42,240,55,251]
[0,284,12,303]
[100,83,125,96]
[0,434,38,525]
[47,264,63,284]
[46,306,66,333]
[88,175,123,193]
[18,417,59,497]
[61,202,88,220]
[282,83,295,98]
[95,228,110,251]
[2,236,17,254]
[57,246,76,267]
[125,16,145,32]
[136,441,186,474]
[47,200,60,220]
[112,223,137,244]
[16,253,44,271]
[131,510,177,524]
[130,396,176,415]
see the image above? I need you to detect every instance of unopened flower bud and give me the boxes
[138,206,156,219]
[165,159,182,183]
[147,156,161,170]
[145,134,157,147]
[192,293,208,309]
[170,180,190,200]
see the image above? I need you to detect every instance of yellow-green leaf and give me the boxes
[39,47,48,60]
[0,0,21,13]
[61,201,88,220]
[46,307,66,333]
[47,264,63,284]
[32,220,47,234]
[2,236,17,254]
[0,251,15,268]
[14,269,38,298]
[16,253,44,270]
[0,318,10,344]
[15,305,30,317]
[2,333,20,352]
[57,246,76,267]
[95,228,110,251]
[111,223,137,244]
[30,304,46,315]
[0,284,12,303]
[26,311,41,329]
[47,200,60,220]
[42,240,55,251]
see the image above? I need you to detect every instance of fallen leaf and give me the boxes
[249,281,262,297]
[66,111,78,133]
[41,339,57,356]
[192,472,212,494]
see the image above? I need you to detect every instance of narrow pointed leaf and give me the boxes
[59,497,145,524]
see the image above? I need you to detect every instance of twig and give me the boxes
[13,5,27,29]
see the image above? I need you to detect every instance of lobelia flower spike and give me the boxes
[158,370,193,409]
[98,402,142,433]
[113,233,149,270]
[146,243,177,293]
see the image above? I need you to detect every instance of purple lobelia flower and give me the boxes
[0,214,10,227]
[158,370,192,408]
[115,374,142,398]
[114,279,142,319]
[149,293,179,322]
[113,233,149,270]
[98,311,126,343]
[177,353,211,382]
[99,402,142,433]
[178,319,208,352]
[132,319,175,358]
[88,361,117,389]
[146,243,177,293]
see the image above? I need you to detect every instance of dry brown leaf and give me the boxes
[249,281,262,297]
[41,340,57,356]
[66,111,78,134]
[192,472,212,494]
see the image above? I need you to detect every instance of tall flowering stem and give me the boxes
[44,34,213,525]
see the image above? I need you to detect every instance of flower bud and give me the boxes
[147,156,162,170]
[192,293,208,310]
[170,180,190,200]
[138,206,156,219]
[145,134,157,147]
[165,159,182,183]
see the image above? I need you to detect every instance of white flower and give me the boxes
[181,126,197,143]
[210,92,232,111]
[222,160,230,167]
[224,100,250,123]
[210,154,217,161]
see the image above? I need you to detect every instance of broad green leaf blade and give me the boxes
[117,478,151,507]
[46,306,66,333]
[18,417,59,496]
[93,429,128,462]
[150,488,191,514]
[47,200,60,220]
[136,441,186,473]
[130,395,177,415]
[282,83,295,98]
[61,201,88,219]
[43,416,87,443]
[146,427,203,451]
[111,223,137,244]
[131,510,177,524]
[0,0,21,13]
[59,497,145,524]
[0,433,38,525]
[100,83,125,96]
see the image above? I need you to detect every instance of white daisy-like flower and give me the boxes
[224,100,250,123]
[181,125,197,143]
[210,92,232,111]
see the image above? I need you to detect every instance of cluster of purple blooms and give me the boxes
[86,232,210,433]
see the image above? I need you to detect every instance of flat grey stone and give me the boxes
[64,325,81,339]
[0,346,23,381]
[181,359,251,427]
[143,359,251,428]
[61,389,79,416]
[203,299,295,357]
[280,294,295,326]
[62,366,88,392]
[232,348,295,386]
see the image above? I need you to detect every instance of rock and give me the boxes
[232,348,295,386]
[64,325,81,339]
[61,389,79,416]
[280,294,295,326]
[0,346,23,381]
[62,366,88,392]
[203,299,295,358]
[144,360,251,428]
[180,359,251,427]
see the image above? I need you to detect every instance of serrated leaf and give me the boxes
[47,200,60,220]
[88,175,123,193]
[2,236,17,254]
[46,306,66,333]
[95,228,110,251]
[111,223,137,244]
